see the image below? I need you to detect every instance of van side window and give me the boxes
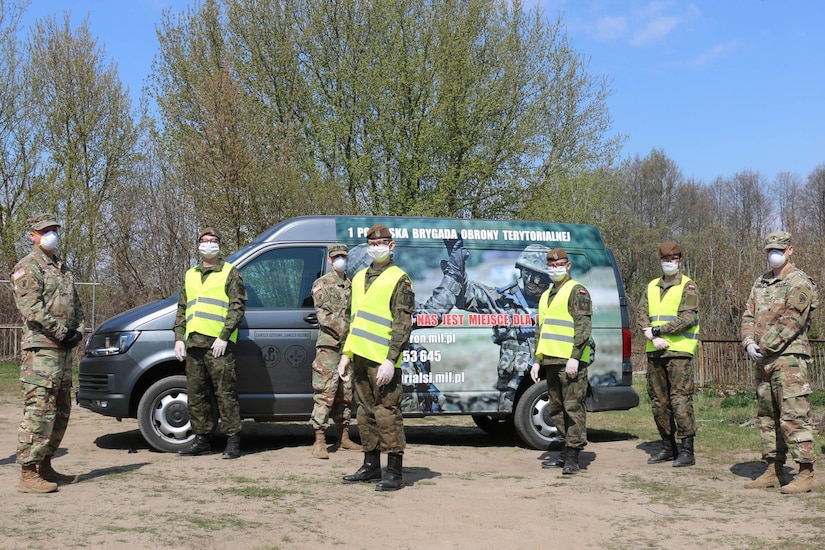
[240,247,326,309]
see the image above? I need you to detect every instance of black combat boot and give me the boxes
[376,453,404,492]
[673,436,695,467]
[222,434,241,459]
[342,450,382,483]
[647,437,677,464]
[541,447,567,469]
[562,447,581,475]
[178,434,211,456]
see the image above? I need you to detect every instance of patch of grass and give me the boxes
[0,361,18,393]
[214,486,299,499]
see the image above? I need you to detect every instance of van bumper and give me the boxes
[76,355,136,419]
[586,385,640,412]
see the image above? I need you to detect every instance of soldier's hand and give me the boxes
[376,359,395,386]
[61,328,83,349]
[338,355,351,381]
[443,237,468,281]
[565,358,579,378]
[174,341,186,362]
[652,337,670,351]
[643,327,654,341]
[746,343,764,362]
[211,338,228,358]
[530,362,541,383]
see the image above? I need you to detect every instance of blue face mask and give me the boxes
[768,250,786,269]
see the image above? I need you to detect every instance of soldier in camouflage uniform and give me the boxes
[174,227,247,459]
[308,244,362,459]
[741,231,818,494]
[12,213,84,493]
[637,242,700,468]
[340,224,415,491]
[529,248,592,475]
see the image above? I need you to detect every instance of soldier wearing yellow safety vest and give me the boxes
[637,241,700,468]
[173,227,247,459]
[530,247,592,475]
[339,223,415,491]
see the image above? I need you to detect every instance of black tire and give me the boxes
[513,382,560,449]
[137,375,194,453]
[472,414,514,435]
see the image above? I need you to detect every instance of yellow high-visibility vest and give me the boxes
[184,262,238,343]
[536,279,591,362]
[646,276,699,354]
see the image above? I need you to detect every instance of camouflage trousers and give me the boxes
[646,355,696,439]
[754,354,816,464]
[543,361,589,449]
[17,349,73,465]
[309,347,353,430]
[495,339,533,412]
[184,345,241,436]
[351,355,405,454]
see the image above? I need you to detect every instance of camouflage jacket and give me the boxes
[636,273,700,358]
[311,269,351,351]
[11,247,84,350]
[357,260,415,364]
[741,263,818,358]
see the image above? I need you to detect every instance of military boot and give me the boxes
[376,453,404,492]
[673,436,695,467]
[342,450,382,483]
[744,459,785,489]
[312,429,329,459]
[337,425,363,451]
[541,447,567,469]
[222,434,241,459]
[780,463,815,494]
[647,437,677,464]
[178,434,211,456]
[39,455,78,484]
[18,463,58,494]
[562,447,581,475]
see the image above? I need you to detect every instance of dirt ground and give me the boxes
[0,392,823,550]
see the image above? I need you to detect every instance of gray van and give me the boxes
[78,216,638,452]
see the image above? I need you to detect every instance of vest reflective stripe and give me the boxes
[646,276,700,354]
[184,262,238,343]
[343,265,406,365]
[536,279,591,362]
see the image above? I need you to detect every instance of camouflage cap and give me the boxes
[658,241,682,258]
[366,223,392,241]
[515,244,551,271]
[546,247,568,262]
[764,231,791,251]
[198,227,221,242]
[28,213,61,231]
[328,243,348,258]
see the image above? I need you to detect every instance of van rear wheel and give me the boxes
[514,382,560,449]
[137,375,194,453]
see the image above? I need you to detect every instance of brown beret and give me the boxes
[546,247,568,262]
[328,244,348,258]
[366,223,392,240]
[764,231,791,251]
[198,227,221,242]
[28,213,61,231]
[658,241,682,258]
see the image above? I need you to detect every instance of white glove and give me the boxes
[211,338,228,358]
[565,358,579,378]
[746,343,764,362]
[338,354,351,381]
[376,359,396,386]
[652,337,670,351]
[174,340,186,362]
[530,362,541,383]
[643,327,654,341]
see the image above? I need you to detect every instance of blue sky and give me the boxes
[19,0,825,184]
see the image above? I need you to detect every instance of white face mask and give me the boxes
[367,244,391,262]
[39,230,58,251]
[768,250,786,269]
[661,261,680,276]
[198,242,220,259]
[332,257,347,272]
[547,265,568,282]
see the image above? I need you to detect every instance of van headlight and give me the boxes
[85,331,140,356]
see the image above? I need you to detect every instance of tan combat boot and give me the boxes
[18,463,58,494]
[312,429,329,459]
[744,460,784,489]
[780,463,815,494]
[337,425,363,451]
[39,455,78,485]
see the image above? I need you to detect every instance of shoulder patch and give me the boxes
[578,289,587,295]
[11,268,25,281]
[687,283,696,290]
[402,278,411,286]
[312,283,323,294]
[788,287,812,311]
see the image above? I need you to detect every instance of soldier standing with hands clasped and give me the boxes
[12,213,84,493]
[339,224,415,491]
[741,230,818,493]
[638,242,700,467]
[308,244,362,459]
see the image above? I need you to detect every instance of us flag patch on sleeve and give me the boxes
[11,268,25,281]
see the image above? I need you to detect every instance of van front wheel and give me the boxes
[137,375,194,453]
[514,382,560,449]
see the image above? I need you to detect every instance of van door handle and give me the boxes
[304,313,319,326]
